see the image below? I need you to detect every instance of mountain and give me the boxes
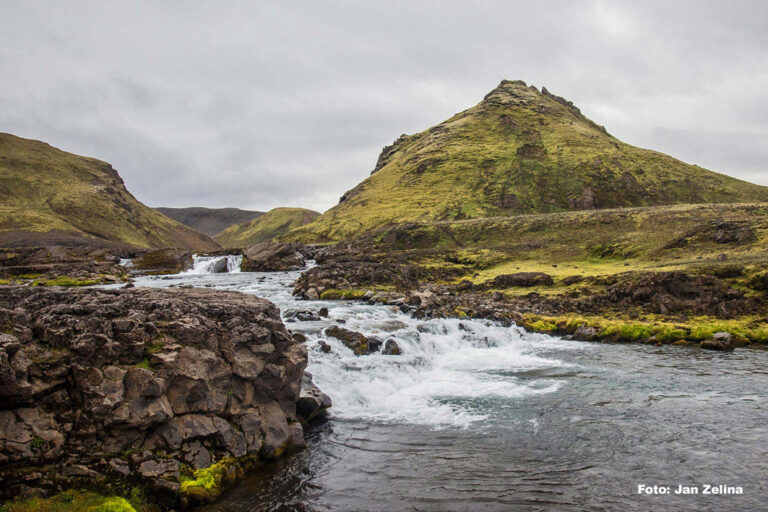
[214,207,320,248]
[288,80,768,242]
[154,207,264,236]
[0,133,219,250]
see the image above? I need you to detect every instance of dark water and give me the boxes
[125,262,768,511]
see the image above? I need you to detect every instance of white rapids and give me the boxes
[113,265,590,429]
[183,254,243,274]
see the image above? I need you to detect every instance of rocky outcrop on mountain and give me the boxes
[0,285,325,509]
[489,272,554,288]
[241,242,306,272]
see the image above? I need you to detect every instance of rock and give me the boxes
[296,372,332,424]
[323,325,383,356]
[132,248,193,274]
[318,341,332,353]
[318,307,329,317]
[491,272,554,288]
[284,310,321,322]
[573,325,598,341]
[701,332,735,351]
[382,339,400,355]
[0,285,325,506]
[208,257,229,274]
[241,242,305,272]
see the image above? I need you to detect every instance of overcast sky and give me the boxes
[2,1,767,212]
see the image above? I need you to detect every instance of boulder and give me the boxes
[296,372,332,424]
[491,272,554,288]
[132,248,193,274]
[241,242,305,272]
[701,332,735,351]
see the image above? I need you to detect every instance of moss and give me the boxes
[1,491,136,512]
[33,276,100,287]
[135,359,151,370]
[319,288,368,300]
[521,314,768,346]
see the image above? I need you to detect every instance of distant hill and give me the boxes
[154,207,264,236]
[0,133,219,250]
[288,80,768,242]
[214,207,320,248]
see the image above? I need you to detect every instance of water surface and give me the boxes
[124,262,768,511]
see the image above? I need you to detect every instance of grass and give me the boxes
[285,80,768,242]
[0,132,217,251]
[215,207,319,248]
[0,491,137,512]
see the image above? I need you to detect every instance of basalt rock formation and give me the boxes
[0,285,328,509]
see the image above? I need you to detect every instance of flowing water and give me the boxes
[123,264,768,511]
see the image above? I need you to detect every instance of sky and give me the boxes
[1,0,767,213]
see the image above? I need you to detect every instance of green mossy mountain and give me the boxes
[214,207,320,248]
[0,133,219,250]
[288,80,768,242]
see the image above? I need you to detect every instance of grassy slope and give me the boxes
[0,133,219,250]
[214,207,320,248]
[154,206,264,236]
[362,202,768,281]
[288,80,768,242]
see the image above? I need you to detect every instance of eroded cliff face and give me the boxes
[0,286,313,508]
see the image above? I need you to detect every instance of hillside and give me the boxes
[288,80,768,242]
[214,207,320,248]
[0,133,219,250]
[154,206,264,236]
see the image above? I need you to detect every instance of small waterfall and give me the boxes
[118,258,134,268]
[184,254,243,274]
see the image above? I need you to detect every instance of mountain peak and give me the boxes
[287,82,768,242]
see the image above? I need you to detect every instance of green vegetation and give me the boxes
[521,314,768,345]
[319,288,370,300]
[345,203,768,287]
[0,491,137,512]
[214,207,320,248]
[286,80,768,242]
[33,276,101,287]
[0,133,218,250]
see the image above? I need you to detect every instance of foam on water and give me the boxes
[183,254,243,274]
[117,267,585,428]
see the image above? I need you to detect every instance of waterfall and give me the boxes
[184,254,243,274]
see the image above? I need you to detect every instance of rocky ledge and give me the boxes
[0,285,330,509]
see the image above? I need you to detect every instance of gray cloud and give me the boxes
[1,0,766,212]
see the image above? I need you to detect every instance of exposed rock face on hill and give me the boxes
[287,80,768,241]
[216,208,320,248]
[0,286,324,508]
[154,207,264,237]
[0,133,219,250]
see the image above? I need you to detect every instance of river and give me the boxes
[123,258,768,511]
